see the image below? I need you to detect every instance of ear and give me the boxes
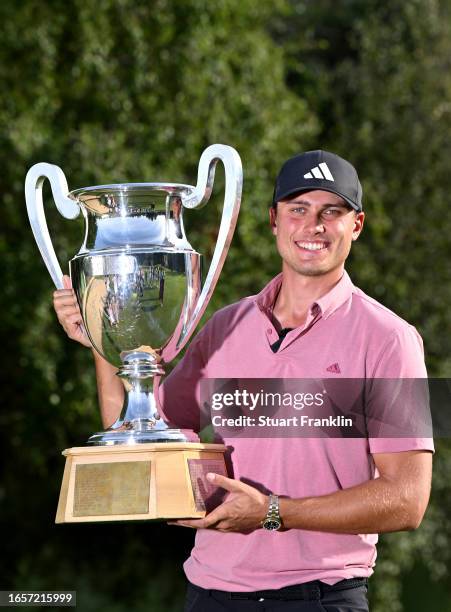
[352,211,365,241]
[269,206,277,235]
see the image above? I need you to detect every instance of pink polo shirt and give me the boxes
[159,271,434,591]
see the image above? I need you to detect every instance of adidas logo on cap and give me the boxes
[303,162,334,182]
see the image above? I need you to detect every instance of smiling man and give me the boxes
[53,150,433,612]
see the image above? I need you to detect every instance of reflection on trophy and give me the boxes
[25,145,242,522]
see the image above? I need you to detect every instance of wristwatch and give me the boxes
[262,494,282,531]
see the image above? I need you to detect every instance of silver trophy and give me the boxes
[25,145,242,446]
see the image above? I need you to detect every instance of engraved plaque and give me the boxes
[188,459,227,512]
[73,461,151,516]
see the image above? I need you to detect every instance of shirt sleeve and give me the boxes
[368,324,434,454]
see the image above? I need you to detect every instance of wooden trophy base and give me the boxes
[55,442,227,523]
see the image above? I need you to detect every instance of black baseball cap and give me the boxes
[272,150,363,211]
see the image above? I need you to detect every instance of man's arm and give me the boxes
[53,275,124,428]
[92,351,124,428]
[171,450,432,533]
[278,450,432,533]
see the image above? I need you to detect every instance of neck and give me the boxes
[273,264,344,329]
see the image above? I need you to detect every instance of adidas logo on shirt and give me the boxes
[303,162,334,182]
[326,362,341,374]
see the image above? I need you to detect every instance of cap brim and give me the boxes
[274,186,362,211]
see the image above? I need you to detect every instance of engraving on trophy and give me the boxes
[188,459,227,512]
[73,461,151,516]
[102,265,166,325]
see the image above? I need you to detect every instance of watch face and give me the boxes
[262,518,281,531]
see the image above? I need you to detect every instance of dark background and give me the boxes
[1,1,451,610]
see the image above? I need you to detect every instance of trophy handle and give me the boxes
[25,163,80,289]
[178,144,243,349]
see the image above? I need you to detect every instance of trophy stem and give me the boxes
[87,353,188,445]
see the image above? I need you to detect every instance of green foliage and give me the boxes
[1,0,450,610]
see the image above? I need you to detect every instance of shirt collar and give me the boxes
[254,273,283,317]
[254,270,355,320]
[314,270,355,319]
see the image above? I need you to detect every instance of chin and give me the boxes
[296,267,329,277]
[290,260,340,277]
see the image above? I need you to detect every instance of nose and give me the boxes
[303,211,325,235]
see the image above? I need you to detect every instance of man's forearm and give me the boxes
[279,475,425,534]
[172,452,432,533]
[92,350,124,428]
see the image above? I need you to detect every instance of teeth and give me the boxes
[296,242,327,251]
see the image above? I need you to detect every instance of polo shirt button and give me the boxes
[267,329,272,334]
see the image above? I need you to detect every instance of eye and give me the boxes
[322,207,343,217]
[290,206,307,214]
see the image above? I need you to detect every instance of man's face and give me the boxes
[269,190,365,277]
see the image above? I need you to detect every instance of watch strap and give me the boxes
[262,493,282,530]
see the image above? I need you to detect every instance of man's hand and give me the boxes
[169,473,268,532]
[53,275,92,348]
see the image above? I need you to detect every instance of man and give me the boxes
[54,150,433,612]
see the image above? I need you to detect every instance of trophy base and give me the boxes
[55,442,227,523]
[87,425,189,445]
